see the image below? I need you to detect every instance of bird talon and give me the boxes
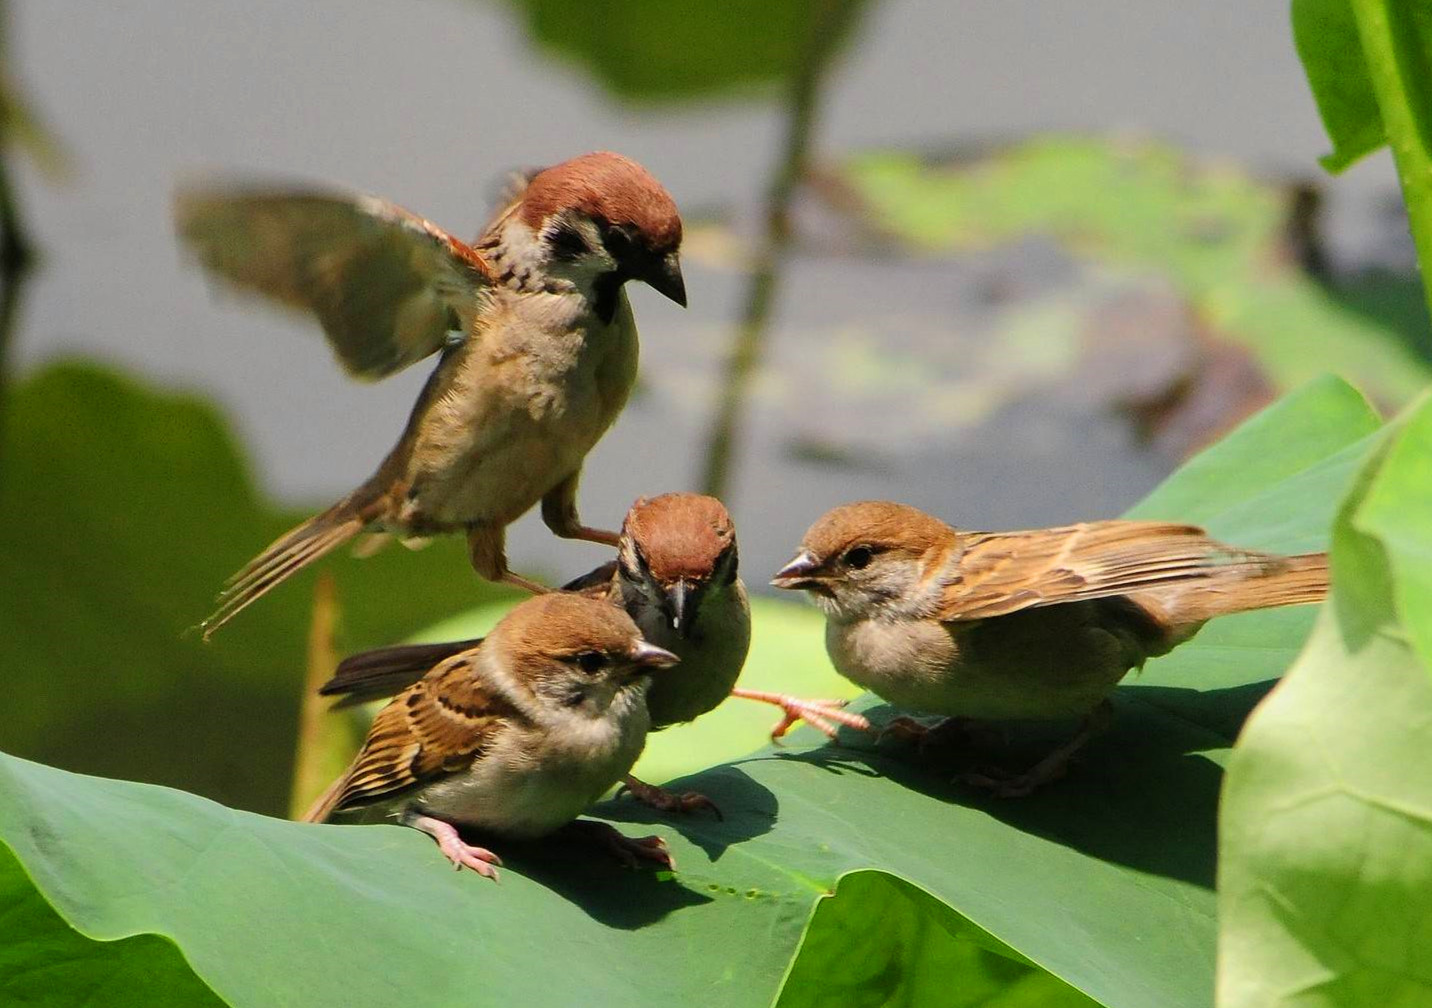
[619,776,722,820]
[732,689,870,744]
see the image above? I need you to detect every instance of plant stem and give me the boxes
[697,0,864,499]
[289,573,350,821]
[1348,0,1432,343]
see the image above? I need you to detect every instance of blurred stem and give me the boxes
[698,0,863,498]
[0,0,38,449]
[289,574,353,821]
[1347,0,1432,342]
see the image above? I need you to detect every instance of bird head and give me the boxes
[514,152,685,315]
[771,501,956,620]
[617,493,739,639]
[492,593,679,718]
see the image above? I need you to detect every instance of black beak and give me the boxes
[770,552,826,592]
[641,250,686,307]
[664,578,703,638]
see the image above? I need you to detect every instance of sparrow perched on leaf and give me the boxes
[302,593,679,880]
[772,501,1329,795]
[177,151,687,637]
[322,493,866,815]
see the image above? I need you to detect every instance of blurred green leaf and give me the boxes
[504,0,867,102]
[0,362,512,815]
[1292,0,1385,172]
[1217,391,1432,1007]
[841,139,1432,407]
[0,375,1381,1008]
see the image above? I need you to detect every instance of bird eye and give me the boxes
[573,651,608,673]
[844,545,875,570]
[548,223,590,260]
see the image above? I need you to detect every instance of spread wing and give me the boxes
[938,521,1289,622]
[176,185,492,380]
[307,648,524,821]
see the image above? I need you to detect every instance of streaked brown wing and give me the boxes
[939,521,1287,621]
[327,652,521,814]
[321,637,484,708]
[175,186,492,380]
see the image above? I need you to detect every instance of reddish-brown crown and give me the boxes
[624,493,735,584]
[492,593,643,668]
[800,501,956,563]
[519,152,682,251]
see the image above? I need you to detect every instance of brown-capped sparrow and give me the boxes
[772,501,1328,795]
[322,493,867,815]
[302,593,679,880]
[177,152,686,636]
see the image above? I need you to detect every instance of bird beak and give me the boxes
[770,551,827,592]
[630,639,680,671]
[664,577,705,639]
[642,250,687,307]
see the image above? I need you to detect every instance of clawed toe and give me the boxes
[619,776,723,820]
[730,689,871,743]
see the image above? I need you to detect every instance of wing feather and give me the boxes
[176,185,492,380]
[939,521,1291,621]
[318,649,524,817]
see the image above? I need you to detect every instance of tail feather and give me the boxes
[1131,551,1329,640]
[300,769,350,824]
[201,495,377,639]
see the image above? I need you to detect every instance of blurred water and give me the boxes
[7,0,1411,581]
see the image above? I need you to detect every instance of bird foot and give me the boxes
[564,820,675,871]
[617,775,722,820]
[409,815,503,881]
[879,716,988,753]
[729,689,870,743]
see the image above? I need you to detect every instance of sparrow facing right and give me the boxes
[321,493,867,814]
[303,593,679,880]
[179,152,687,637]
[773,501,1329,795]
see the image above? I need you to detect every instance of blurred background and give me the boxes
[1,0,1426,815]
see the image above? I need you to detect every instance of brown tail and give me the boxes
[201,491,383,640]
[300,768,350,823]
[1134,552,1328,639]
[320,638,482,707]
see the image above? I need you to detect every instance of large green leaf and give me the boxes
[0,362,513,815]
[840,139,1432,408]
[0,376,1381,1007]
[1217,393,1432,1006]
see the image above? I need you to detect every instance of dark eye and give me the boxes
[573,651,608,673]
[844,545,875,570]
[549,223,590,260]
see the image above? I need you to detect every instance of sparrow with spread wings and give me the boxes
[177,152,686,636]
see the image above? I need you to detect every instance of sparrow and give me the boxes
[771,501,1329,795]
[320,493,867,814]
[301,592,680,880]
[177,151,687,637]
